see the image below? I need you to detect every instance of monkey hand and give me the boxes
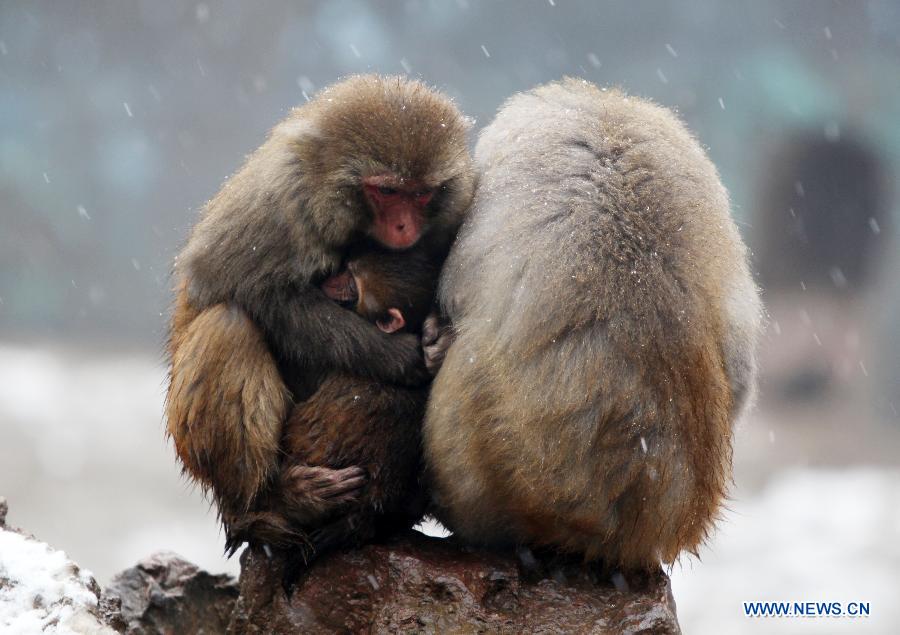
[279,465,366,525]
[422,312,456,375]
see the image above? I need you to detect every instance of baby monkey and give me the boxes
[226,244,439,562]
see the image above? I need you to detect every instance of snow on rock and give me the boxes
[0,522,115,634]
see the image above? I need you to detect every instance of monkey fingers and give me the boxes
[281,464,366,515]
[422,313,457,375]
[421,313,441,347]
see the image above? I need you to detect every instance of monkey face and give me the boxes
[347,262,406,334]
[319,242,438,336]
[362,174,434,249]
[293,76,476,253]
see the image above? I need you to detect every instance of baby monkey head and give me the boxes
[321,245,440,335]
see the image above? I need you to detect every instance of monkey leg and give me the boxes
[167,301,291,517]
[282,374,427,514]
[224,376,394,555]
[264,374,428,570]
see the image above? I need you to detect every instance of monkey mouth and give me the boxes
[371,205,425,249]
[362,174,429,250]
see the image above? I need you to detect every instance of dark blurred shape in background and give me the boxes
[755,131,889,297]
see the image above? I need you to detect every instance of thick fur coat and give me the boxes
[424,79,762,568]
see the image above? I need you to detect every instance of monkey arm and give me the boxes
[166,299,291,515]
[242,283,430,388]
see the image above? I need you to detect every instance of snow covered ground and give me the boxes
[0,342,897,633]
[0,527,115,634]
[0,342,240,582]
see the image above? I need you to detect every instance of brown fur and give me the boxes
[224,247,439,557]
[424,79,762,570]
[166,75,474,533]
[167,286,291,510]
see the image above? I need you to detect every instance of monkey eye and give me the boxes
[378,186,399,196]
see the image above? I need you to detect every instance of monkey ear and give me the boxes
[376,308,406,334]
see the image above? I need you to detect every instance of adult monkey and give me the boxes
[166,75,475,541]
[424,79,762,571]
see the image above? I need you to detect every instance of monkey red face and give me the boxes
[363,175,433,250]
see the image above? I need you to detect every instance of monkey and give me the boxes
[165,75,475,542]
[224,244,440,559]
[423,78,762,571]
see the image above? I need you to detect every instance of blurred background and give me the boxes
[1,1,898,632]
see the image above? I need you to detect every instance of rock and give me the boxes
[102,551,239,634]
[1,497,679,633]
[229,530,680,634]
[0,498,116,634]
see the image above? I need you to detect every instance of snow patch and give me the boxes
[0,528,114,634]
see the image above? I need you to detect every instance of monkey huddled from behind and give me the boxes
[424,78,762,571]
[166,75,475,559]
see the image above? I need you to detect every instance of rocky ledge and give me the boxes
[1,499,680,634]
